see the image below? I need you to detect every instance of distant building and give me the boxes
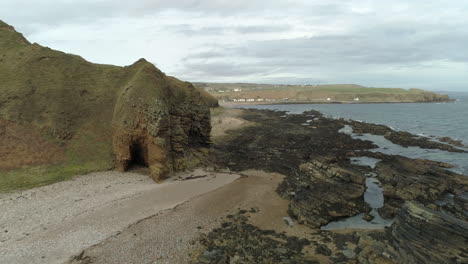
[354,98,360,101]
[327,98,331,101]
[234,88,242,92]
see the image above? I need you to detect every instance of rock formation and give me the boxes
[278,158,368,228]
[0,20,216,185]
[348,121,466,153]
[203,108,467,263]
[358,202,468,264]
[385,202,468,264]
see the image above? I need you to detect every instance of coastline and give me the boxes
[193,108,467,263]
[220,99,456,106]
[2,107,466,264]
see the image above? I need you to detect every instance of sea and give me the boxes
[233,91,468,176]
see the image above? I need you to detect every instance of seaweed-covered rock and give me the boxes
[348,120,466,153]
[0,21,215,187]
[386,202,468,264]
[374,155,467,205]
[194,212,316,264]
[278,158,368,228]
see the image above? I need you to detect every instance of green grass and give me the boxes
[210,107,225,117]
[0,129,114,192]
[198,82,448,102]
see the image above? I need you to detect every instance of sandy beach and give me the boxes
[67,170,306,264]
[0,169,240,264]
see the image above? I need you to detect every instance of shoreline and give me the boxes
[220,99,456,106]
[2,107,467,264]
[189,107,467,263]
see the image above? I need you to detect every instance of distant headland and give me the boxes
[194,82,453,104]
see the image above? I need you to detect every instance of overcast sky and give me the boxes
[2,0,468,91]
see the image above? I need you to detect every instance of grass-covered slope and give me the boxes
[195,86,219,107]
[195,83,451,103]
[0,21,211,191]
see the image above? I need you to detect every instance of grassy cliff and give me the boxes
[195,83,451,104]
[0,21,213,191]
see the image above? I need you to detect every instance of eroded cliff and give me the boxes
[0,21,214,189]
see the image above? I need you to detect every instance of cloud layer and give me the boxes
[2,0,468,90]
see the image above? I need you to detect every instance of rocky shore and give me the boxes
[11,107,465,264]
[192,108,467,264]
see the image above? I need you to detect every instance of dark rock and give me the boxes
[315,244,332,256]
[437,136,467,148]
[348,121,466,153]
[375,155,467,206]
[385,202,468,264]
[194,212,315,264]
[279,159,368,228]
[363,213,374,222]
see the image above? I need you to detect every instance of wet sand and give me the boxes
[67,170,312,264]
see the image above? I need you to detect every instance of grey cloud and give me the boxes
[1,0,295,29]
[2,0,468,90]
[184,24,468,67]
[165,24,292,36]
[177,19,468,89]
[180,61,274,78]
[234,25,292,34]
[2,0,353,35]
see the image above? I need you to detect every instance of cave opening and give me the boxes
[128,141,148,169]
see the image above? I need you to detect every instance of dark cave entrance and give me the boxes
[128,141,149,170]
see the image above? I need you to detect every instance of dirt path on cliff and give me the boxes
[0,169,240,264]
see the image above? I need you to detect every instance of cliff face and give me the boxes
[0,21,211,187]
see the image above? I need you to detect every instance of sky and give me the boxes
[1,0,468,91]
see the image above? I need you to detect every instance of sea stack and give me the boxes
[0,20,215,183]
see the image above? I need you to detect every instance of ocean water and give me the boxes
[234,92,468,175]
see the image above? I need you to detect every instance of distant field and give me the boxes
[193,83,450,104]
